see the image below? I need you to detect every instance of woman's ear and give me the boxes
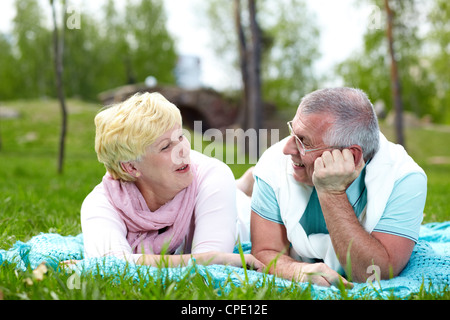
[120,161,138,176]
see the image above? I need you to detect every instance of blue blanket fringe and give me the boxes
[1,222,449,299]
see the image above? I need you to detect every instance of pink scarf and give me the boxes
[102,164,198,255]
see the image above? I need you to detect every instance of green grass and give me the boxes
[0,98,449,300]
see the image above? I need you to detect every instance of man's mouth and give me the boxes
[293,162,305,168]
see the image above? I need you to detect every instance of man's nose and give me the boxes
[283,136,300,156]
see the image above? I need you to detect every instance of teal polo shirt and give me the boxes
[251,165,426,242]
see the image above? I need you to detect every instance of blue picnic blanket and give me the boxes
[1,222,449,299]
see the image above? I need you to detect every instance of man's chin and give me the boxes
[292,171,314,186]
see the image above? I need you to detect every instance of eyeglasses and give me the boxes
[287,121,342,156]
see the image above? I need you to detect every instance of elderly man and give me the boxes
[250,87,427,286]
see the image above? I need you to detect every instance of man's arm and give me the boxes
[313,148,415,282]
[317,191,414,282]
[250,211,351,287]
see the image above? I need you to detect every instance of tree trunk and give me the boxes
[233,0,250,129]
[51,0,68,174]
[384,0,405,147]
[232,0,263,158]
[248,0,262,134]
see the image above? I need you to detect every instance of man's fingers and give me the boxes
[329,274,354,289]
[319,150,333,167]
[314,156,324,170]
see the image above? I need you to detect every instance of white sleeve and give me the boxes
[80,184,143,263]
[190,152,238,254]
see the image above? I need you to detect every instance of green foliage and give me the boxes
[259,0,321,109]
[336,0,450,124]
[9,0,54,99]
[0,0,177,102]
[427,0,450,123]
[204,0,321,110]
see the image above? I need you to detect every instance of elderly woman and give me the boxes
[81,92,261,269]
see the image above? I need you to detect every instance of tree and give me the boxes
[0,33,18,100]
[233,0,250,129]
[259,0,320,110]
[12,0,53,98]
[336,0,439,126]
[1,0,177,102]
[206,0,320,125]
[50,0,68,174]
[233,0,263,135]
[384,0,404,146]
[247,0,263,135]
[124,0,177,85]
[427,0,450,123]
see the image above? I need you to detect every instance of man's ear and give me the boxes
[347,145,364,167]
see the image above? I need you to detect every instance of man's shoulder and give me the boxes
[255,137,290,167]
[253,137,290,184]
[392,171,427,195]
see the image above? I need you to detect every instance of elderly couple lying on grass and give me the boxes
[80,87,426,287]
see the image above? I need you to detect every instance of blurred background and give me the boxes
[0,0,449,164]
[1,0,448,122]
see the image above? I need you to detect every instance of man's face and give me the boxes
[283,110,335,185]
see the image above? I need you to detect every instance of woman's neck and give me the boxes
[134,180,178,212]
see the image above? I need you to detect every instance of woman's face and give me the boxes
[134,124,193,194]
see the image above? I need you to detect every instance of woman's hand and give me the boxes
[137,251,265,271]
[197,252,265,272]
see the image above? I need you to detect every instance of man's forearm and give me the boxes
[253,249,353,287]
[318,192,392,282]
[253,249,302,281]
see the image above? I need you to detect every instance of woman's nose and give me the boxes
[179,137,190,158]
[172,137,190,164]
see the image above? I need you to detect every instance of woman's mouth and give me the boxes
[176,164,190,172]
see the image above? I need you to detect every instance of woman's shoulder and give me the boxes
[81,182,117,219]
[191,150,233,173]
[190,150,235,185]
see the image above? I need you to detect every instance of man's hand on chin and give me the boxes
[312,148,365,195]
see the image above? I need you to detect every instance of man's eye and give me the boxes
[301,139,311,147]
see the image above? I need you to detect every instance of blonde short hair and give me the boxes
[95,92,182,181]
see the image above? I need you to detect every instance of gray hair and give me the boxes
[298,87,380,161]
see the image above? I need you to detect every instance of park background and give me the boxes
[0,0,449,300]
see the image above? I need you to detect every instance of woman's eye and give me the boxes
[161,143,171,151]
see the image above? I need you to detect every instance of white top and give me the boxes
[81,150,239,263]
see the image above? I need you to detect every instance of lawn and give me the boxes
[0,98,449,300]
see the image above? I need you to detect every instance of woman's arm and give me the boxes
[190,154,239,253]
[137,251,264,270]
[81,185,144,263]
